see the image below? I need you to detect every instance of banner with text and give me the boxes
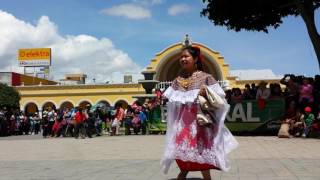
[18,48,51,67]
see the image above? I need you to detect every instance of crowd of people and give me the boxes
[0,105,103,138]
[225,74,320,138]
[1,74,320,138]
[225,81,283,104]
[0,98,160,138]
[278,77,320,137]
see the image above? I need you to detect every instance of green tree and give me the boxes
[201,0,320,70]
[0,83,20,109]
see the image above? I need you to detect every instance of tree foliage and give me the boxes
[0,83,20,109]
[201,0,320,70]
[201,0,320,32]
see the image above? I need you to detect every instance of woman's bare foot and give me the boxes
[177,171,188,180]
[201,170,212,180]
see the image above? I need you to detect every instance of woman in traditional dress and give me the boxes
[161,46,238,180]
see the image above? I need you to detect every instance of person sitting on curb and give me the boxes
[289,109,305,137]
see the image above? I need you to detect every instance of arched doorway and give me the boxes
[155,47,223,82]
[59,101,74,110]
[42,102,56,112]
[114,100,128,109]
[24,102,39,116]
[96,100,111,108]
[78,100,92,109]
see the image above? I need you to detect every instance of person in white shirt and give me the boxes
[256,81,271,100]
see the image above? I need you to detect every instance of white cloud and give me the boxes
[230,69,283,80]
[133,0,163,6]
[0,10,142,83]
[168,4,191,16]
[100,4,151,20]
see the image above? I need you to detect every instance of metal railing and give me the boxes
[155,81,173,90]
[155,80,230,91]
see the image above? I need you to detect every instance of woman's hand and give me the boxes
[199,85,207,97]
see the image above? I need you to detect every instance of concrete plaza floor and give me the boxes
[0,135,319,180]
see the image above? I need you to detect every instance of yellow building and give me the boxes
[17,83,145,115]
[15,39,279,115]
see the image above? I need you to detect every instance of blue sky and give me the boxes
[0,0,319,82]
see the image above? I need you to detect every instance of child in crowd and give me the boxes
[302,107,315,137]
[309,104,320,137]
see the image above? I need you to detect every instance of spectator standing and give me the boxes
[52,113,61,137]
[280,75,299,108]
[0,109,7,136]
[42,110,49,138]
[124,106,134,135]
[269,83,283,99]
[65,108,74,137]
[47,106,55,137]
[313,75,320,112]
[242,84,254,100]
[114,105,125,135]
[299,78,314,111]
[139,107,148,135]
[256,81,270,110]
[94,108,103,136]
[256,81,271,100]
[29,114,35,135]
[9,114,16,135]
[85,111,95,138]
[224,89,232,104]
[132,108,141,135]
[231,88,242,104]
[34,113,41,135]
[250,83,257,98]
[23,113,30,135]
[74,108,87,139]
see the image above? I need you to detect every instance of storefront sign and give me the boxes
[18,48,51,67]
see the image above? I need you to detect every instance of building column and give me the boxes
[38,109,43,119]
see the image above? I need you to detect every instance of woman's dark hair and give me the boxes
[127,105,133,113]
[182,46,203,71]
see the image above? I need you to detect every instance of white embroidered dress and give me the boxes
[161,71,238,173]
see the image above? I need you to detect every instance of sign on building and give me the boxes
[124,75,132,83]
[18,48,51,67]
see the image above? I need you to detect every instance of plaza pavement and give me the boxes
[0,135,319,180]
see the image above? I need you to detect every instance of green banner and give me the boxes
[226,99,285,132]
[147,99,285,133]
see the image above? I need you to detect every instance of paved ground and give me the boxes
[0,134,319,180]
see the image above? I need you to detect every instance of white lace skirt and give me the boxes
[161,102,238,174]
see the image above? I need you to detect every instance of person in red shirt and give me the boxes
[115,105,125,121]
[74,108,87,138]
[116,105,125,134]
[112,105,125,135]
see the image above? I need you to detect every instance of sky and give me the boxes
[0,0,319,83]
